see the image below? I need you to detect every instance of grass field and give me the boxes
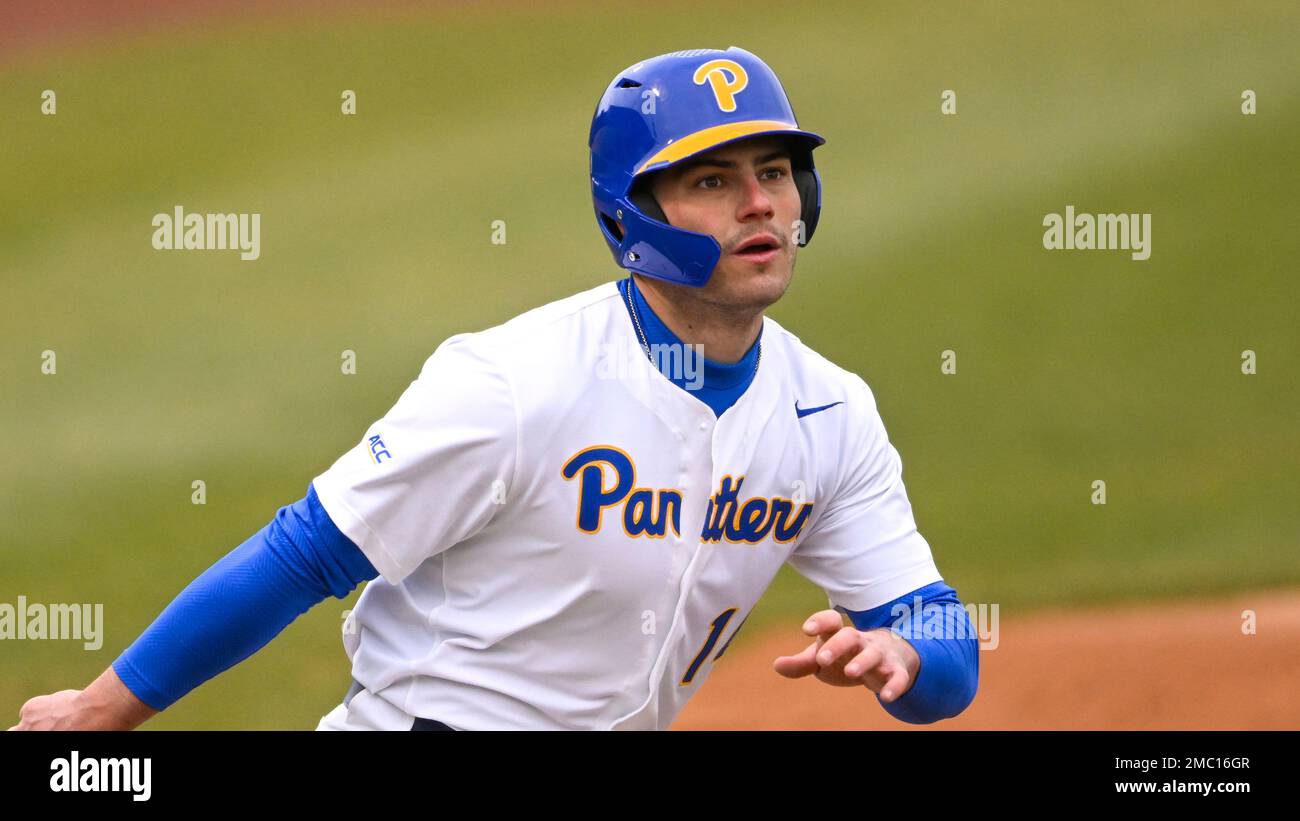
[2,1,1298,728]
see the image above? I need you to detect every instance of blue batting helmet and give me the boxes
[588,46,826,288]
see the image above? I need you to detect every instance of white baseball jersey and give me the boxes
[311,280,942,730]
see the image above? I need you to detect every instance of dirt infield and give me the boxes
[673,589,1300,730]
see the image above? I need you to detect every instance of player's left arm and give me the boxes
[779,375,979,723]
[774,580,979,723]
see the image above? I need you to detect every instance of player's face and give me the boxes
[648,135,804,312]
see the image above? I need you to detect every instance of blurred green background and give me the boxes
[2,0,1297,728]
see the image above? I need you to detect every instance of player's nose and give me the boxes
[735,172,776,224]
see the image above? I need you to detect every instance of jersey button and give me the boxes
[698,419,709,431]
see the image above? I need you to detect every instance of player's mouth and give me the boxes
[730,233,782,265]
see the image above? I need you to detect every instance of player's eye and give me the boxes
[694,166,787,190]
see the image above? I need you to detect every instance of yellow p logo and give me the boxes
[693,59,749,113]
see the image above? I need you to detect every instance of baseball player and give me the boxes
[11,46,978,732]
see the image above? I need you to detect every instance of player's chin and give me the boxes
[718,252,792,305]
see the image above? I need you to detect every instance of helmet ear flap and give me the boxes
[788,142,821,246]
[628,173,669,226]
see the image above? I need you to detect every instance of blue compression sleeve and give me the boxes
[836,580,980,724]
[112,482,378,711]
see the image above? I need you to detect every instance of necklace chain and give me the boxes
[624,277,652,359]
[622,277,761,379]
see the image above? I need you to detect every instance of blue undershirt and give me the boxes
[112,279,978,723]
[617,275,760,418]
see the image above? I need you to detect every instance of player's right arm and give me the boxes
[11,333,517,731]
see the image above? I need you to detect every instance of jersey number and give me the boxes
[680,607,748,685]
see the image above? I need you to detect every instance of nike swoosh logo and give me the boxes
[795,400,844,419]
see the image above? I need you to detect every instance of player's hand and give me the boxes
[772,610,920,702]
[8,668,159,731]
[8,689,97,731]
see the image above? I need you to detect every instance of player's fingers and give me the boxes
[813,626,862,669]
[877,663,913,702]
[8,699,36,731]
[801,610,843,637]
[842,644,884,680]
[773,639,821,678]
